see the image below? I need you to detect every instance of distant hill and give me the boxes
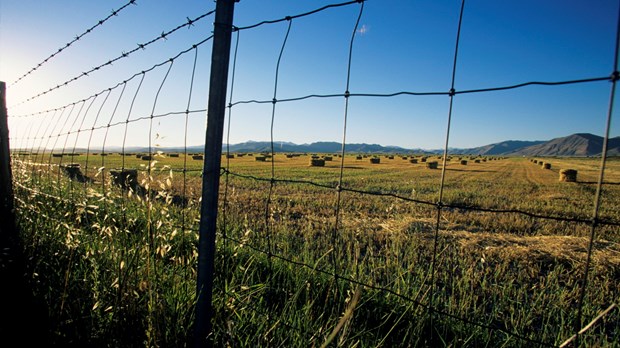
[511,133,620,156]
[450,140,545,155]
[224,141,414,154]
[38,133,620,157]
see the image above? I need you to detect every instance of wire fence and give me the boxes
[4,0,620,346]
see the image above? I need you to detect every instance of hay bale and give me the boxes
[52,153,63,157]
[402,156,408,160]
[460,160,468,165]
[426,161,438,169]
[310,158,325,167]
[110,169,139,191]
[420,157,427,163]
[356,155,363,160]
[100,153,108,156]
[559,169,577,182]
[474,159,481,163]
[135,154,143,159]
[542,162,551,169]
[388,155,394,159]
[286,154,294,158]
[533,160,538,164]
[169,154,179,158]
[255,156,266,162]
[409,158,418,164]
[141,155,152,161]
[192,155,203,160]
[370,157,380,164]
[226,154,235,159]
[323,156,333,161]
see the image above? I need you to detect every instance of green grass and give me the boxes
[9,153,620,347]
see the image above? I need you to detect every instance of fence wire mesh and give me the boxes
[4,0,620,347]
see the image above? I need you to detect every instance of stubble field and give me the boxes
[10,152,620,347]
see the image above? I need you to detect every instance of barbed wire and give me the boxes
[9,36,213,119]
[8,0,619,346]
[234,0,363,32]
[11,9,215,109]
[9,0,137,87]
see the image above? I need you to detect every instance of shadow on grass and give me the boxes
[0,228,50,347]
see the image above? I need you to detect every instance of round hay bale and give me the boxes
[474,159,481,163]
[323,156,333,161]
[388,155,394,159]
[226,154,235,159]
[559,169,577,182]
[542,162,551,169]
[402,156,408,160]
[135,154,143,159]
[255,156,266,162]
[169,153,179,158]
[141,155,152,161]
[420,157,427,163]
[460,160,468,165]
[192,155,203,160]
[426,161,438,169]
[310,158,325,167]
[286,154,294,158]
[52,153,63,158]
[409,158,418,164]
[110,169,139,190]
[370,157,380,164]
[533,160,538,164]
[356,155,363,160]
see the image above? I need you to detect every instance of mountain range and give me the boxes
[48,133,620,157]
[215,133,620,156]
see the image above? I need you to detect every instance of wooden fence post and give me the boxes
[0,81,17,243]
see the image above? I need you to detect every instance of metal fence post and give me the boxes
[0,81,17,243]
[194,1,236,346]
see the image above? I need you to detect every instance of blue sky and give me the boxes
[1,0,618,150]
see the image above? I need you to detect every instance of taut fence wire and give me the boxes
[3,0,619,346]
[8,0,137,88]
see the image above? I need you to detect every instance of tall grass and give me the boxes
[10,154,620,346]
